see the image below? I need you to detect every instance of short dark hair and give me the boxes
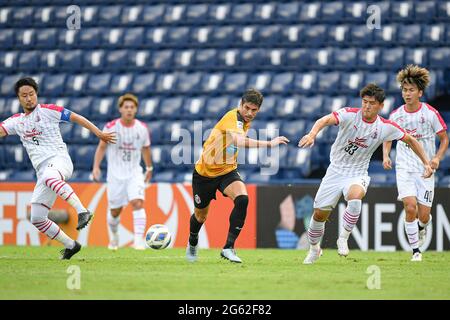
[359,83,385,103]
[241,88,263,108]
[15,77,38,96]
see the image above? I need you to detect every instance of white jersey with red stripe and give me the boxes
[389,102,447,173]
[330,107,406,176]
[103,118,151,181]
[0,104,72,170]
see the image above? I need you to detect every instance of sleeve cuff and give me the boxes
[332,111,340,125]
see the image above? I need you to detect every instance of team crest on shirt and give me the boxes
[237,121,244,130]
[420,116,425,124]
[371,130,378,139]
[35,115,41,122]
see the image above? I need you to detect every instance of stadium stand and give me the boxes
[0,0,449,185]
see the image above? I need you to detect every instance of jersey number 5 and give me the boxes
[32,136,40,145]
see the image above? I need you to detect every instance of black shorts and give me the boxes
[192,169,243,209]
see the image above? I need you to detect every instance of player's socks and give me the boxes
[340,199,362,239]
[132,209,147,241]
[107,212,120,234]
[307,217,325,246]
[189,214,203,246]
[405,219,420,250]
[43,169,87,214]
[31,204,75,249]
[224,195,248,249]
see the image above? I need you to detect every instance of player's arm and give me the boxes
[382,141,393,170]
[0,125,6,138]
[402,134,433,178]
[430,131,449,170]
[298,113,337,148]
[92,140,107,182]
[70,112,117,144]
[142,146,153,183]
[231,132,289,148]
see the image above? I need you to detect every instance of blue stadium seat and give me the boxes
[0,29,14,49]
[437,1,450,21]
[344,2,367,22]
[223,73,248,93]
[84,50,106,70]
[350,25,374,46]
[239,49,262,67]
[302,25,327,47]
[365,72,388,89]
[200,73,223,93]
[102,28,125,48]
[280,25,304,44]
[293,72,317,94]
[17,51,39,71]
[194,49,217,68]
[74,146,97,170]
[321,2,344,22]
[145,27,168,47]
[148,50,173,70]
[317,72,340,94]
[275,96,300,119]
[185,4,209,23]
[86,74,111,94]
[41,74,66,96]
[132,73,156,94]
[328,25,350,46]
[287,147,312,177]
[357,48,381,70]
[120,6,143,26]
[381,48,405,70]
[166,27,190,46]
[128,50,150,69]
[39,51,60,72]
[405,48,428,66]
[414,1,436,22]
[91,97,118,121]
[183,97,206,119]
[163,5,186,24]
[285,49,310,69]
[247,73,272,93]
[255,95,276,120]
[429,48,449,68]
[65,74,88,95]
[0,8,13,29]
[254,3,276,21]
[59,50,82,71]
[398,24,422,45]
[147,121,164,145]
[334,48,357,70]
[422,24,446,45]
[15,29,35,49]
[271,72,293,93]
[176,73,202,92]
[276,2,299,21]
[69,97,93,118]
[210,26,234,45]
[98,6,121,25]
[4,145,26,169]
[122,27,144,48]
[109,74,133,94]
[309,48,333,69]
[257,26,280,45]
[153,170,175,183]
[154,73,177,92]
[204,96,230,118]
[80,6,100,27]
[280,120,307,142]
[138,97,160,120]
[77,28,102,48]
[299,3,322,22]
[35,29,57,49]
[105,50,128,71]
[373,24,397,46]
[141,5,166,24]
[386,73,401,94]
[340,72,364,94]
[159,97,184,119]
[299,96,324,120]
[390,1,414,22]
[322,96,348,114]
[231,3,254,21]
[9,169,36,181]
[72,125,96,144]
[1,75,22,96]
[12,7,34,27]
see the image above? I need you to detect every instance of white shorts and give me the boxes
[107,174,146,209]
[31,155,74,208]
[314,168,371,210]
[396,170,435,207]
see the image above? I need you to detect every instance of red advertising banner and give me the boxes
[0,183,257,249]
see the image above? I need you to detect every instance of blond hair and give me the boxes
[396,65,430,92]
[118,93,139,108]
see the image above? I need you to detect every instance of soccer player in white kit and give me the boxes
[0,77,116,259]
[92,93,153,250]
[383,65,448,262]
[298,83,433,264]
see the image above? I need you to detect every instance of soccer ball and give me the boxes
[145,224,172,250]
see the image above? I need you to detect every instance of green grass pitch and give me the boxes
[0,246,449,300]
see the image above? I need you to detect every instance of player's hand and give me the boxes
[430,157,440,170]
[298,134,315,148]
[383,157,392,170]
[98,131,117,144]
[422,164,434,178]
[92,168,101,182]
[270,136,289,147]
[144,170,152,183]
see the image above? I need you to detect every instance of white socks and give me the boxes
[340,199,362,240]
[107,212,120,234]
[31,203,75,249]
[405,219,420,250]
[307,217,325,248]
[133,209,147,240]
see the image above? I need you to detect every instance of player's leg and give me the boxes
[40,157,92,230]
[130,199,146,250]
[221,179,248,263]
[30,184,80,259]
[416,174,434,249]
[106,179,127,250]
[403,196,421,261]
[337,176,369,256]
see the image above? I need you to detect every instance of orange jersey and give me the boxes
[195,108,250,178]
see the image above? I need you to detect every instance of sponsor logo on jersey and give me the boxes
[23,128,42,139]
[348,136,368,148]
